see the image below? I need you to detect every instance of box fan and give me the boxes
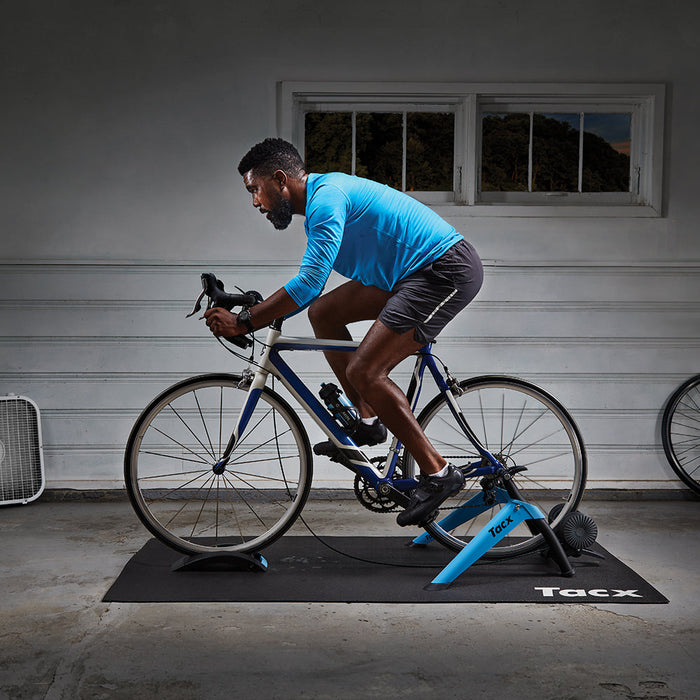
[0,395,45,505]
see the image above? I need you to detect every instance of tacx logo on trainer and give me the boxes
[534,587,643,598]
[488,515,514,537]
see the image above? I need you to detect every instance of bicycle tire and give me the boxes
[124,373,313,555]
[661,374,700,496]
[408,376,587,559]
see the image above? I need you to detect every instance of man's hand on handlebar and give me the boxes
[190,273,300,346]
[204,307,244,338]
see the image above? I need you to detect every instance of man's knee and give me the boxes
[346,355,378,395]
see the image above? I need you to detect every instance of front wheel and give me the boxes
[407,376,587,559]
[124,374,313,555]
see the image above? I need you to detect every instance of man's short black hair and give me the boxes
[238,138,305,178]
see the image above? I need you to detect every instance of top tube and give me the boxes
[266,330,432,356]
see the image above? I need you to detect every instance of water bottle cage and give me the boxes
[319,383,359,431]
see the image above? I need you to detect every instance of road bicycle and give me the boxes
[124,274,588,563]
[661,374,700,496]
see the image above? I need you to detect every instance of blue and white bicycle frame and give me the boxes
[216,324,574,587]
[221,327,498,483]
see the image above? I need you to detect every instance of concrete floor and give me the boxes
[0,496,698,700]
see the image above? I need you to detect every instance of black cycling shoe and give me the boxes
[396,464,465,527]
[313,419,388,456]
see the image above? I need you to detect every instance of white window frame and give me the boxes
[278,82,665,217]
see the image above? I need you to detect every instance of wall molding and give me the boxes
[1,258,700,272]
[3,299,699,313]
[1,335,697,346]
[0,371,693,384]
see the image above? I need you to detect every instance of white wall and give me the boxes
[1,0,698,491]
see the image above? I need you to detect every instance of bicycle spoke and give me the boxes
[190,475,217,538]
[220,473,268,527]
[193,390,216,458]
[163,473,217,529]
[514,450,575,468]
[166,403,216,461]
[140,450,210,467]
[273,406,293,497]
[230,406,274,453]
[139,467,213,480]
[506,426,567,461]
[478,389,489,450]
[500,408,550,457]
[229,428,294,466]
[226,467,300,485]
[149,424,212,465]
[503,399,527,463]
[226,469,295,508]
[152,470,215,504]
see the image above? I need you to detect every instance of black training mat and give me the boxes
[103,536,668,604]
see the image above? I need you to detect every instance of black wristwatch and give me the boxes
[237,309,255,334]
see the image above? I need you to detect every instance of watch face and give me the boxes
[238,310,254,331]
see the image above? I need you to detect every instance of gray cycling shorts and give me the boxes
[378,239,483,345]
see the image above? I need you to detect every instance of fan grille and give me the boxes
[0,397,44,504]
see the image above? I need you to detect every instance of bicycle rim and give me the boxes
[412,376,587,559]
[662,375,700,496]
[124,374,313,554]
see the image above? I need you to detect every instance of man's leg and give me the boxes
[345,319,446,475]
[346,319,465,526]
[310,283,447,473]
[311,288,465,525]
[308,281,392,419]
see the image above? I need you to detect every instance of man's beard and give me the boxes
[267,196,293,230]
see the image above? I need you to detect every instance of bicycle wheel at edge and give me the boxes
[409,376,587,559]
[661,374,700,496]
[124,373,313,555]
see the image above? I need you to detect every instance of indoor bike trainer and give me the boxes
[417,468,578,590]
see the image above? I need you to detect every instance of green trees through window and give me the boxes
[304,111,455,192]
[304,110,631,196]
[481,113,631,193]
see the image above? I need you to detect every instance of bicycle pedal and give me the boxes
[321,446,354,469]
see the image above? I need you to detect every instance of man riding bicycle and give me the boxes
[204,138,483,526]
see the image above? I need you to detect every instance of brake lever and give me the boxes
[186,289,207,318]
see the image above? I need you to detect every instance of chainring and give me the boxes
[353,457,403,513]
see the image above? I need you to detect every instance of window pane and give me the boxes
[406,112,454,191]
[355,112,402,189]
[582,113,631,192]
[481,113,529,192]
[532,113,579,192]
[304,112,352,174]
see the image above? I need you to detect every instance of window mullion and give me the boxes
[402,112,407,192]
[578,112,584,193]
[351,111,357,176]
[528,111,533,192]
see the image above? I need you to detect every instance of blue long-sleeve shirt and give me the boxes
[284,173,463,307]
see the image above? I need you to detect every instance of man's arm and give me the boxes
[204,287,299,338]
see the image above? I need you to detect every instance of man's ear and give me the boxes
[272,169,288,190]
